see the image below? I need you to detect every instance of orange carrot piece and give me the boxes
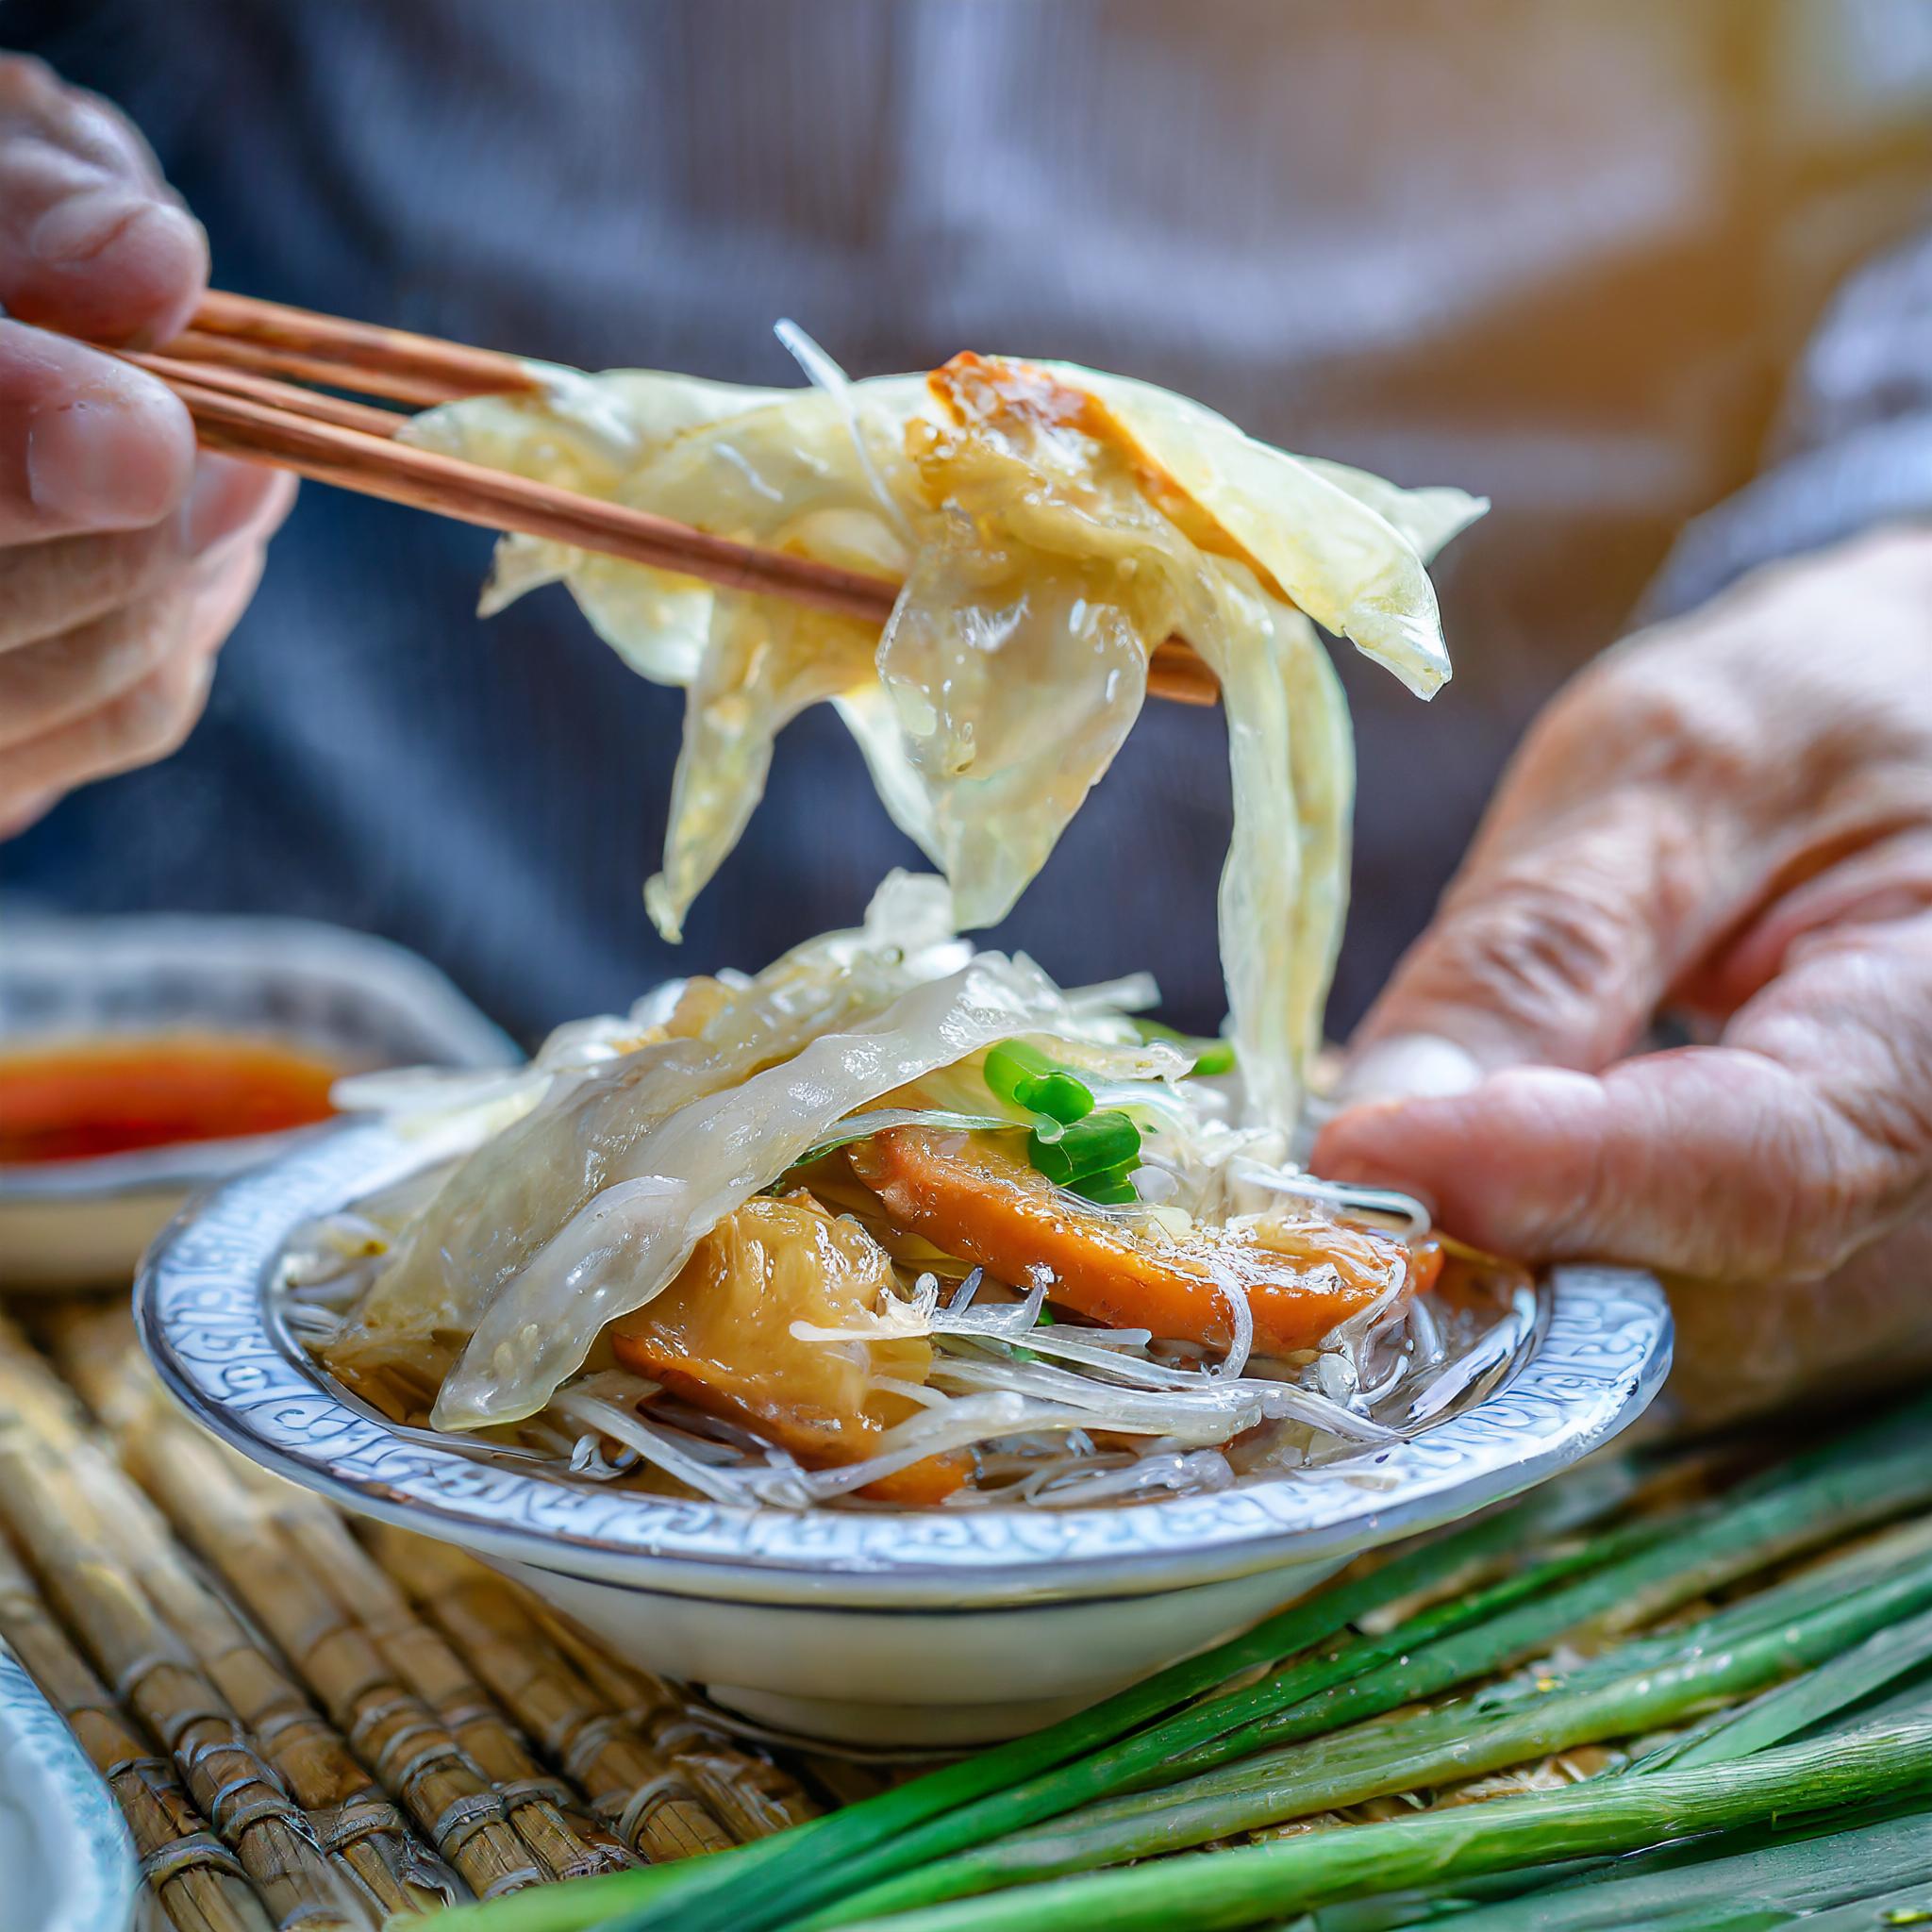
[852,1129,1426,1357]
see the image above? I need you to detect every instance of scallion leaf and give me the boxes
[1133,1018,1236,1077]
[985,1041,1095,1125]
[1028,1110,1141,1188]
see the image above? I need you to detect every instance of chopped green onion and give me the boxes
[1071,1168,1140,1207]
[1027,1074,1094,1124]
[1133,1018,1236,1077]
[984,1041,1095,1124]
[1028,1110,1141,1189]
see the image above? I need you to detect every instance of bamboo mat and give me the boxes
[0,1300,888,1932]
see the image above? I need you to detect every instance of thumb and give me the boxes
[1316,910,1932,1278]
[1339,785,1718,1106]
[0,58,206,346]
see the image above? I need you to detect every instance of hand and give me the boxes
[1314,525,1932,1422]
[0,56,291,838]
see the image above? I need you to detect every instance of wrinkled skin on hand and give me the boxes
[0,56,291,836]
[1316,525,1932,1424]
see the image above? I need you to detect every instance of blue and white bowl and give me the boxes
[138,1117,1672,1747]
[0,1640,137,1932]
[0,915,517,1291]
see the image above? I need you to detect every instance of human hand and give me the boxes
[1314,525,1932,1422]
[0,55,292,838]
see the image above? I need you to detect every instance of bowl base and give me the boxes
[701,1680,1104,1750]
[496,1553,1354,1750]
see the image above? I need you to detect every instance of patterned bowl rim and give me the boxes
[137,1118,1673,1609]
[0,1640,138,1932]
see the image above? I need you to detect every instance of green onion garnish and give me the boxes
[1133,1018,1236,1077]
[1028,1109,1141,1190]
[984,1040,1095,1125]
[986,1042,1143,1198]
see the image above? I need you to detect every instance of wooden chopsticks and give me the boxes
[121,292,1221,706]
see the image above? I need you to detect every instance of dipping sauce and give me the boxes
[0,1033,341,1164]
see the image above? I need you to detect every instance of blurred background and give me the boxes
[7,0,1932,1047]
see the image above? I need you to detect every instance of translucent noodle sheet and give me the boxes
[404,343,1482,1136]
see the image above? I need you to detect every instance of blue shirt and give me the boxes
[8,0,1932,1045]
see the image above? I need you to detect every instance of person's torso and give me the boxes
[8,0,1931,1041]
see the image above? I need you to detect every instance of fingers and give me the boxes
[0,55,206,344]
[1341,633,1765,1101]
[0,447,284,656]
[1665,1211,1932,1427]
[0,534,266,821]
[1341,779,1721,1098]
[0,62,213,558]
[1687,827,1932,1017]
[0,461,289,822]
[0,785,57,839]
[1341,539,1932,1108]
[1316,908,1932,1281]
[0,594,189,748]
[0,60,277,829]
[0,319,198,541]
[1317,1052,1852,1278]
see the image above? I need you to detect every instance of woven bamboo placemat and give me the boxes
[0,1300,892,1931]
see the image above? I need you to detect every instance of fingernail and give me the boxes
[1335,1032,1484,1107]
[178,453,275,555]
[28,187,149,265]
[25,392,183,526]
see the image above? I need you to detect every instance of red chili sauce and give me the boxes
[0,1033,341,1164]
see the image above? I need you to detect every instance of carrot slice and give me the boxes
[607,1191,968,1503]
[851,1129,1427,1356]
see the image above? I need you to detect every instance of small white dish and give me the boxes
[0,915,517,1291]
[139,1117,1672,1747]
[0,1640,137,1932]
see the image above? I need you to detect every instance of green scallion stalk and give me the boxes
[608,1401,1932,1932]
[1256,1772,1932,1928]
[1421,1803,1932,1932]
[795,1515,1672,1931]
[824,1717,1932,1932]
[825,1541,1932,1915]
[1778,1874,1932,1931]
[425,1860,698,1932]
[1631,1593,1932,1775]
[602,1477,1634,1932]
[1143,1410,1932,1788]
[1130,1018,1236,1076]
